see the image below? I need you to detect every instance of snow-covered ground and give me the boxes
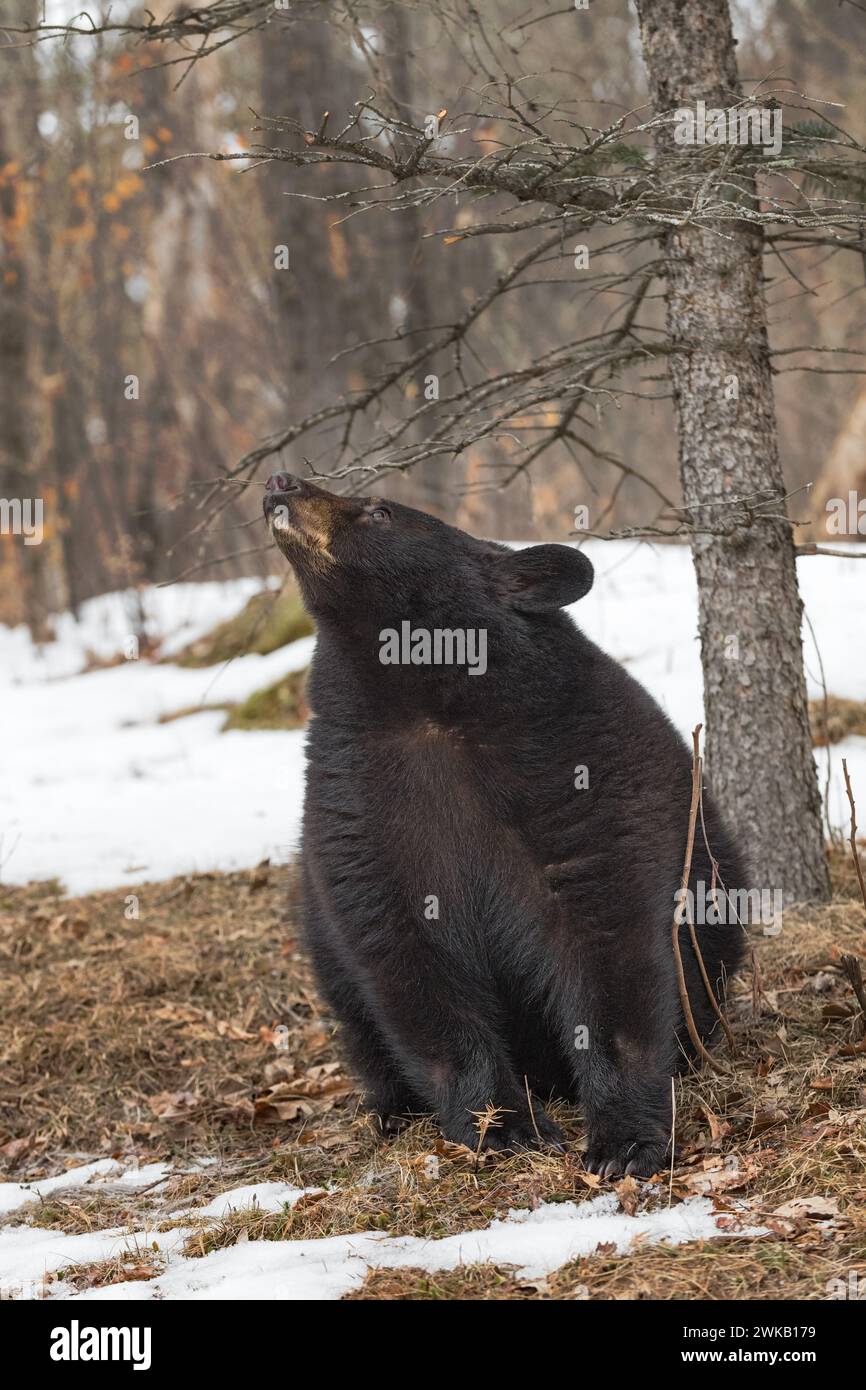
[0,1158,766,1301]
[1,580,312,893]
[1,545,865,895]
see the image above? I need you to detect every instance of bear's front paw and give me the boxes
[443,1104,566,1154]
[372,1110,415,1137]
[366,1091,422,1138]
[583,1135,670,1179]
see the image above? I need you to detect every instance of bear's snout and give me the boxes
[265,472,302,495]
[263,472,306,521]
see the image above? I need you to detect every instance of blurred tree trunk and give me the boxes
[383,4,440,513]
[0,2,48,633]
[260,16,351,414]
[0,110,32,594]
[27,25,88,616]
[635,0,830,901]
[260,10,446,510]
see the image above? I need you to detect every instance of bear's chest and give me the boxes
[306,715,561,936]
[376,717,519,821]
[308,714,536,861]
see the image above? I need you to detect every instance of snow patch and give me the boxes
[0,1161,766,1302]
[73,1191,766,1300]
[195,1183,318,1219]
[0,1160,121,1217]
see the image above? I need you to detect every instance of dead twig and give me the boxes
[750,947,766,1022]
[523,1075,542,1146]
[686,910,736,1053]
[671,725,728,1075]
[838,954,866,1039]
[841,758,866,911]
[695,794,737,1050]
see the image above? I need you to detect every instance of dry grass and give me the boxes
[48,1251,165,1295]
[1,850,865,1299]
[809,694,866,747]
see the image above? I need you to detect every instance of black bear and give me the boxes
[264,472,745,1177]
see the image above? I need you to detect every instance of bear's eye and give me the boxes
[369,506,391,523]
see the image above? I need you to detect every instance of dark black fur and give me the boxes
[264,473,746,1176]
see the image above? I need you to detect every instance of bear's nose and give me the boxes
[265,472,302,494]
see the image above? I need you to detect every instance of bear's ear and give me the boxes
[497,544,594,612]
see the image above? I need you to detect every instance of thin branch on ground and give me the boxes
[671,726,728,1076]
[841,759,866,912]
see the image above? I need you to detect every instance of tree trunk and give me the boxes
[382,4,442,514]
[260,16,356,415]
[26,13,87,617]
[634,0,830,901]
[0,1,49,634]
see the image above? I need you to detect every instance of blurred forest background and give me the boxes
[1,0,864,631]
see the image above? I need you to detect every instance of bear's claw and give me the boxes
[583,1138,669,1179]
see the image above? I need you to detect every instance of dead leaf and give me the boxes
[260,1023,291,1051]
[680,1156,759,1194]
[746,1107,788,1135]
[762,1216,797,1238]
[821,1002,853,1020]
[772,1195,839,1220]
[254,1095,313,1124]
[615,1175,639,1215]
[214,1019,255,1041]
[49,912,89,938]
[701,1105,731,1142]
[0,1136,32,1163]
[808,972,837,994]
[145,1089,200,1119]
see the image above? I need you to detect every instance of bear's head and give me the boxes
[263,472,593,649]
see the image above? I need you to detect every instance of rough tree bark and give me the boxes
[634,0,830,902]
